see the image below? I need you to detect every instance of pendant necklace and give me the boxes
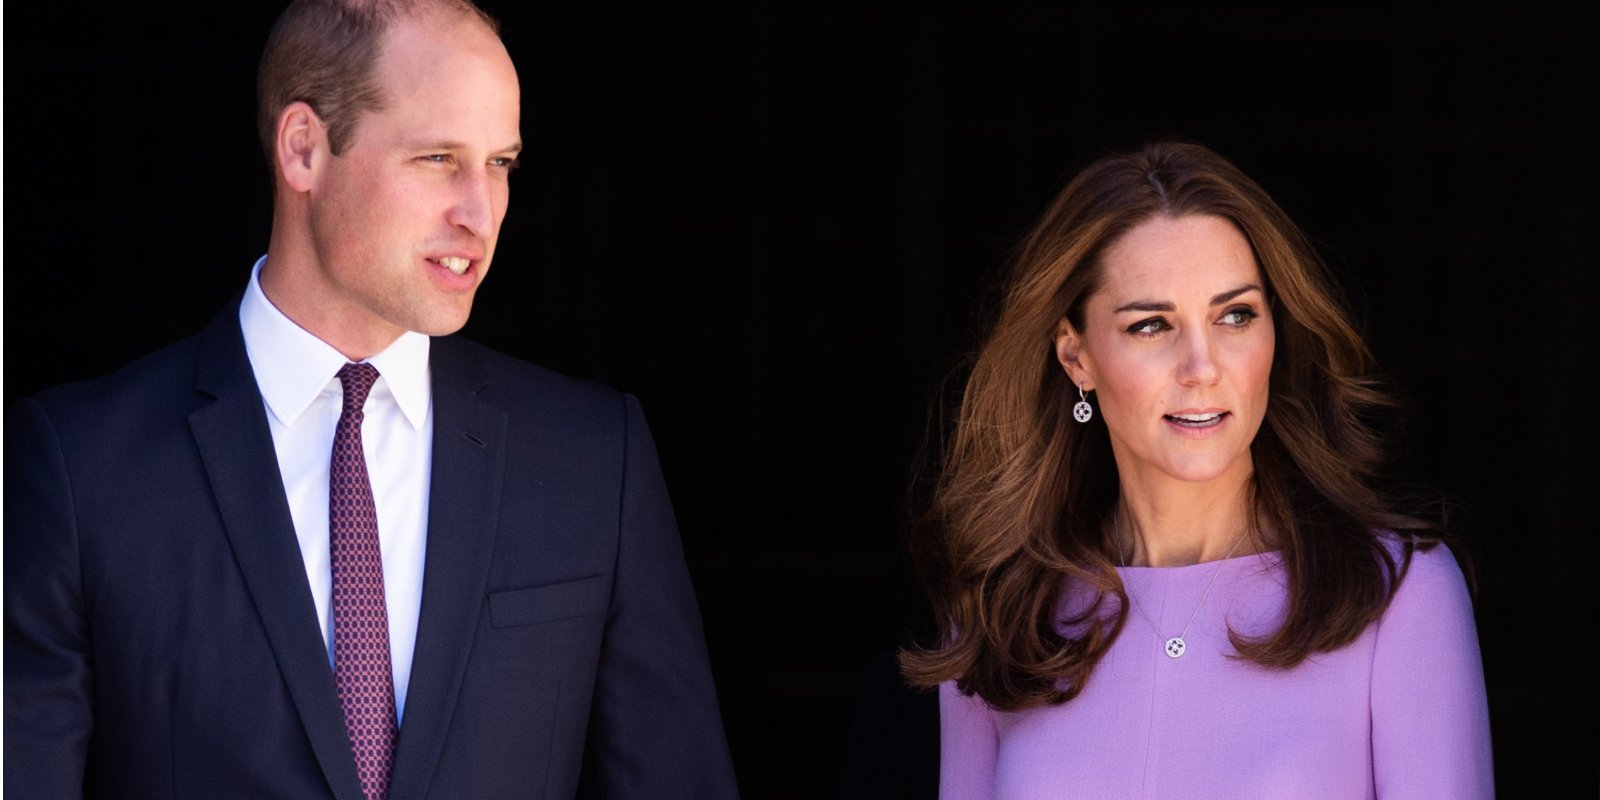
[1116,516,1247,659]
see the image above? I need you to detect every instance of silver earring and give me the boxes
[1073,384,1093,423]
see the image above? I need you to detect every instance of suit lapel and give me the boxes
[186,306,367,800]
[387,338,508,799]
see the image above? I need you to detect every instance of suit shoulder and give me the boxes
[433,336,635,425]
[15,334,204,425]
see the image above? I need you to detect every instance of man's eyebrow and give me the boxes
[407,140,523,154]
[1111,284,1264,314]
[409,139,467,152]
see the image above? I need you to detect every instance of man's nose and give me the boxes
[446,168,496,237]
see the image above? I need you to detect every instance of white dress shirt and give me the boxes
[239,255,432,724]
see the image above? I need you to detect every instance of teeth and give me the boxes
[1171,413,1222,422]
[438,256,470,275]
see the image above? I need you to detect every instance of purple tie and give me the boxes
[331,363,398,800]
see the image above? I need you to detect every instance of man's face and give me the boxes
[304,13,521,352]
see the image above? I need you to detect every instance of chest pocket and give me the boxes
[487,575,611,628]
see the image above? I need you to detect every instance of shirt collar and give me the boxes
[239,255,431,430]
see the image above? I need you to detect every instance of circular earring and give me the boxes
[1073,384,1093,423]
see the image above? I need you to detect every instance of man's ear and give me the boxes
[1053,316,1094,391]
[274,102,325,194]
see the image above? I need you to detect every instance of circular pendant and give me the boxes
[1164,637,1186,658]
[1072,400,1093,423]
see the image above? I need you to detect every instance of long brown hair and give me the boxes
[901,140,1446,712]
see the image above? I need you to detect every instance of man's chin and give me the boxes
[416,319,471,338]
[408,303,476,338]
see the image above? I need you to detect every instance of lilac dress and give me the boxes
[940,545,1492,799]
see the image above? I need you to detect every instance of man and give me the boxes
[4,1,738,797]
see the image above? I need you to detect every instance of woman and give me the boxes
[903,141,1491,798]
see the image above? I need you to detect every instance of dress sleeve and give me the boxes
[1370,544,1493,799]
[939,680,999,799]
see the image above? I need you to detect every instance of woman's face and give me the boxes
[1055,213,1275,490]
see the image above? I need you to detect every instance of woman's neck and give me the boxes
[1114,474,1256,568]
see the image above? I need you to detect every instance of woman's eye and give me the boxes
[1219,307,1258,327]
[1127,318,1170,336]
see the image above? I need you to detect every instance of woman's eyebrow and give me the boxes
[1111,284,1262,314]
[1210,284,1263,305]
[1113,300,1174,313]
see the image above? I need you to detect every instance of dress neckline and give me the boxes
[1115,549,1282,574]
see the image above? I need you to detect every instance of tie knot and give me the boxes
[337,362,381,411]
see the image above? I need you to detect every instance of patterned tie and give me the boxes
[330,363,398,800]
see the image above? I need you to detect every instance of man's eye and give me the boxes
[420,154,451,164]
[491,156,521,170]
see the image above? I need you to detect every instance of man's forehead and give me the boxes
[359,13,521,136]
[378,8,515,73]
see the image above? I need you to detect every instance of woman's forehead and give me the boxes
[1093,215,1262,304]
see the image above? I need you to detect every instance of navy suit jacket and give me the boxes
[4,303,739,799]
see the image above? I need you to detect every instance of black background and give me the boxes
[5,3,1596,797]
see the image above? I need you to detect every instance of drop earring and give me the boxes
[1073,384,1093,423]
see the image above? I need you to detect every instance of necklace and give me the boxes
[1115,515,1246,659]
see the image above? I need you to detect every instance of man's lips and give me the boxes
[428,256,474,275]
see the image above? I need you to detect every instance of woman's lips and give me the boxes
[1163,411,1229,429]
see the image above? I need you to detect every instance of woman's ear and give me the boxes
[1054,317,1093,391]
